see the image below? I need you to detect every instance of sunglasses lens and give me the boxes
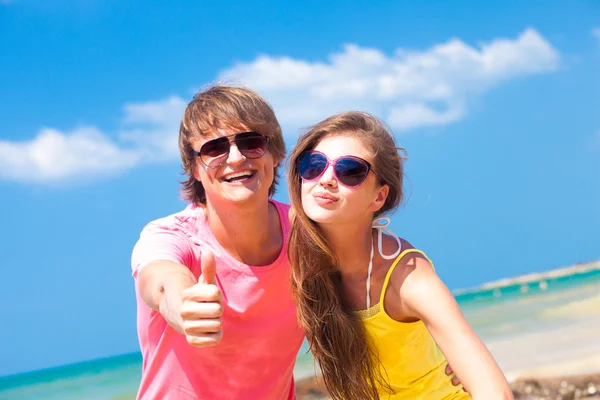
[199,132,268,168]
[236,132,268,159]
[200,137,230,167]
[335,157,370,186]
[298,152,327,180]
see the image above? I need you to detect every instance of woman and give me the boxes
[287,111,513,400]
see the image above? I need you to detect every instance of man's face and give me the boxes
[193,127,278,207]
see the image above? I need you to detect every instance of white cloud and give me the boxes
[0,127,142,184]
[1,28,560,185]
[219,28,559,133]
[0,97,186,184]
[592,28,600,40]
[119,96,187,161]
[388,103,465,131]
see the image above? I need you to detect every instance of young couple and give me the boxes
[131,85,512,399]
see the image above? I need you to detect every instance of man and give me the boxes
[132,85,303,399]
[131,85,460,399]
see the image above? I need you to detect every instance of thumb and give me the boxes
[198,249,217,285]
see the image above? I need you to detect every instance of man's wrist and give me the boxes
[158,284,186,334]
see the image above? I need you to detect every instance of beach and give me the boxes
[1,261,599,399]
[295,261,600,400]
[295,373,600,399]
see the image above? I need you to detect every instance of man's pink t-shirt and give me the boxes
[131,200,305,399]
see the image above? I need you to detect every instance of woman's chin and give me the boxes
[305,208,339,225]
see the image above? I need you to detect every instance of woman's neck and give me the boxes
[321,220,374,280]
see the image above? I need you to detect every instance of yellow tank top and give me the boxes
[356,249,471,400]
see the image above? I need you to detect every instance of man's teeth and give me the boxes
[223,171,254,182]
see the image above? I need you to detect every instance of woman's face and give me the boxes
[300,134,388,227]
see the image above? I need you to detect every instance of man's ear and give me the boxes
[192,161,202,181]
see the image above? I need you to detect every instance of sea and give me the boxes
[1,262,599,400]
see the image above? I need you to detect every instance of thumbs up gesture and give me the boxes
[180,250,223,347]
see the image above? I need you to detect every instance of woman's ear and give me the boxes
[370,184,389,213]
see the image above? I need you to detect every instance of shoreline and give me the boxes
[295,371,600,399]
[2,262,597,382]
[453,261,600,296]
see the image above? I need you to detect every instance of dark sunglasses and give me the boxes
[193,132,269,168]
[297,150,378,187]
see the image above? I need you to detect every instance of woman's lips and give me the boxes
[313,193,338,205]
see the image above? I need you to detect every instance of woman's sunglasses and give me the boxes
[194,132,270,168]
[297,150,378,187]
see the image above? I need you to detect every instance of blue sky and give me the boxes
[1,0,599,377]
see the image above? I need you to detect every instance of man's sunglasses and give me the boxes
[193,132,269,168]
[297,150,378,187]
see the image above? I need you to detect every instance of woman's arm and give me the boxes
[392,254,513,400]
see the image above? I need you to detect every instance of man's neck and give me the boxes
[204,198,282,266]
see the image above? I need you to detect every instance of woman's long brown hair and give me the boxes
[287,111,406,399]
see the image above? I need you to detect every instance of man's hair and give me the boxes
[178,84,286,204]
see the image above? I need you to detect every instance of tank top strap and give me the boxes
[378,248,435,304]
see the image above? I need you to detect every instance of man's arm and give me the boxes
[138,260,197,334]
[136,251,223,346]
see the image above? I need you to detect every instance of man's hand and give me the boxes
[446,364,466,390]
[180,250,223,347]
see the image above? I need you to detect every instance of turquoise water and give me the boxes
[0,353,142,400]
[456,268,600,339]
[1,266,599,399]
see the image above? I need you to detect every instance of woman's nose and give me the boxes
[318,164,337,187]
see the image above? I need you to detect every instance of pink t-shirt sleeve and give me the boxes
[131,222,195,278]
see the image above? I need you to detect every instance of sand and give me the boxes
[295,372,600,399]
